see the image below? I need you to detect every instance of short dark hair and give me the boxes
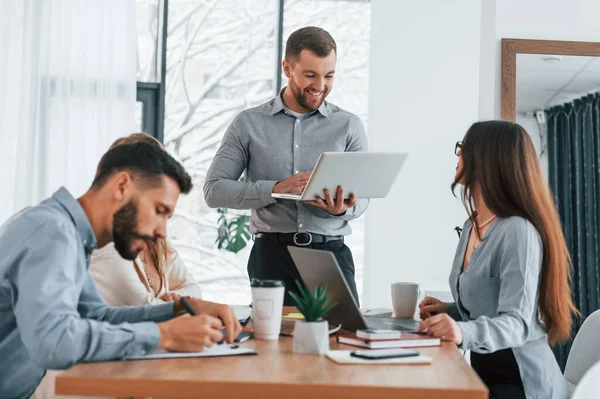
[93,141,193,194]
[285,26,336,62]
[108,132,164,151]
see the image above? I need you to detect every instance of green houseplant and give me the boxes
[289,280,337,354]
[215,207,250,253]
[215,175,251,254]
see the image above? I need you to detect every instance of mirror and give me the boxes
[516,53,600,115]
[501,39,600,121]
[501,39,600,176]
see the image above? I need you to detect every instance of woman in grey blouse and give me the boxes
[418,121,577,399]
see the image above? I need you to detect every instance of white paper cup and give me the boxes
[391,282,419,318]
[251,279,285,340]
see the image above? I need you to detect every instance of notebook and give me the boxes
[326,350,432,365]
[337,332,440,349]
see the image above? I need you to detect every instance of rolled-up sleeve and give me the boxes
[458,220,542,353]
[13,221,166,370]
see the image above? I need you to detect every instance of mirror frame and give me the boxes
[501,38,600,121]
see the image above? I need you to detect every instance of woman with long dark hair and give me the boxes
[418,121,577,399]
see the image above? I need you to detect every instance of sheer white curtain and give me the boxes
[0,0,137,224]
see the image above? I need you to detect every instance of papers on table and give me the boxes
[326,350,432,365]
[124,344,256,361]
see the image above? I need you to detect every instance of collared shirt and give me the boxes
[204,89,369,235]
[0,187,173,398]
[447,217,568,399]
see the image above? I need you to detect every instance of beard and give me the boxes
[290,81,329,111]
[112,200,153,260]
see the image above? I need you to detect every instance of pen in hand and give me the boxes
[241,315,251,326]
[179,297,196,316]
[180,297,226,344]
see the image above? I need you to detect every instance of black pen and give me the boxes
[180,297,196,316]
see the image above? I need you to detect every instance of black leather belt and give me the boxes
[254,232,344,246]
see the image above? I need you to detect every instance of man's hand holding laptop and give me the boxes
[273,172,312,194]
[272,172,355,216]
[306,185,357,216]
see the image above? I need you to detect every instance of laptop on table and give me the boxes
[287,246,420,332]
[271,152,408,201]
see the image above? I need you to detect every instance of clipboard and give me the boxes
[124,344,256,361]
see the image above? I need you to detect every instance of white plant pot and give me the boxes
[292,320,329,355]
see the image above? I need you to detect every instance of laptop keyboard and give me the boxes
[365,317,420,332]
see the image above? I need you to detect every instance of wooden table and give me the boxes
[56,312,487,398]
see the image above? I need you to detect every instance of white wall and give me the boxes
[483,0,600,119]
[478,0,496,120]
[363,1,482,308]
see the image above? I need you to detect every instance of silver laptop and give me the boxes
[288,246,420,332]
[271,152,408,201]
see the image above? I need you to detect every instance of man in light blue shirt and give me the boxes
[0,141,241,398]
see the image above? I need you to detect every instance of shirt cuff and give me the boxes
[338,206,355,221]
[259,180,279,207]
[149,302,176,322]
[457,321,475,350]
[125,322,162,358]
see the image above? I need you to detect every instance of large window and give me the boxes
[136,0,370,304]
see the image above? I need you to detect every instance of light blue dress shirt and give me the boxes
[447,217,568,399]
[0,187,174,398]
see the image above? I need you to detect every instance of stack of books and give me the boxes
[336,332,440,349]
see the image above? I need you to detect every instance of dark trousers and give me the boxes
[247,237,359,306]
[471,349,526,399]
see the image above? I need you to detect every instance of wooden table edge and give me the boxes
[56,375,488,399]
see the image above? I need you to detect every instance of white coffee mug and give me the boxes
[391,282,420,318]
[250,279,285,340]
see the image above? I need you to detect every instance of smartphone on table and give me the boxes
[350,348,420,360]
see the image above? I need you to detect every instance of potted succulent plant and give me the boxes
[289,280,337,355]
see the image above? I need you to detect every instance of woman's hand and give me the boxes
[160,292,183,302]
[418,296,448,320]
[418,314,463,345]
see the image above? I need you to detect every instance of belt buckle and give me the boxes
[293,232,313,246]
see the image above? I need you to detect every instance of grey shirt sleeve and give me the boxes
[339,114,370,221]
[458,220,543,353]
[203,114,278,210]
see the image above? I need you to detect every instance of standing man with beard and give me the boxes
[204,27,368,305]
[0,142,241,399]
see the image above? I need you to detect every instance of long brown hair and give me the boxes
[451,120,577,344]
[106,133,173,291]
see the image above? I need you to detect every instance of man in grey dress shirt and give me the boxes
[204,27,368,305]
[0,142,241,398]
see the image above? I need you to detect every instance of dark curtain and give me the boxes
[546,93,600,370]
